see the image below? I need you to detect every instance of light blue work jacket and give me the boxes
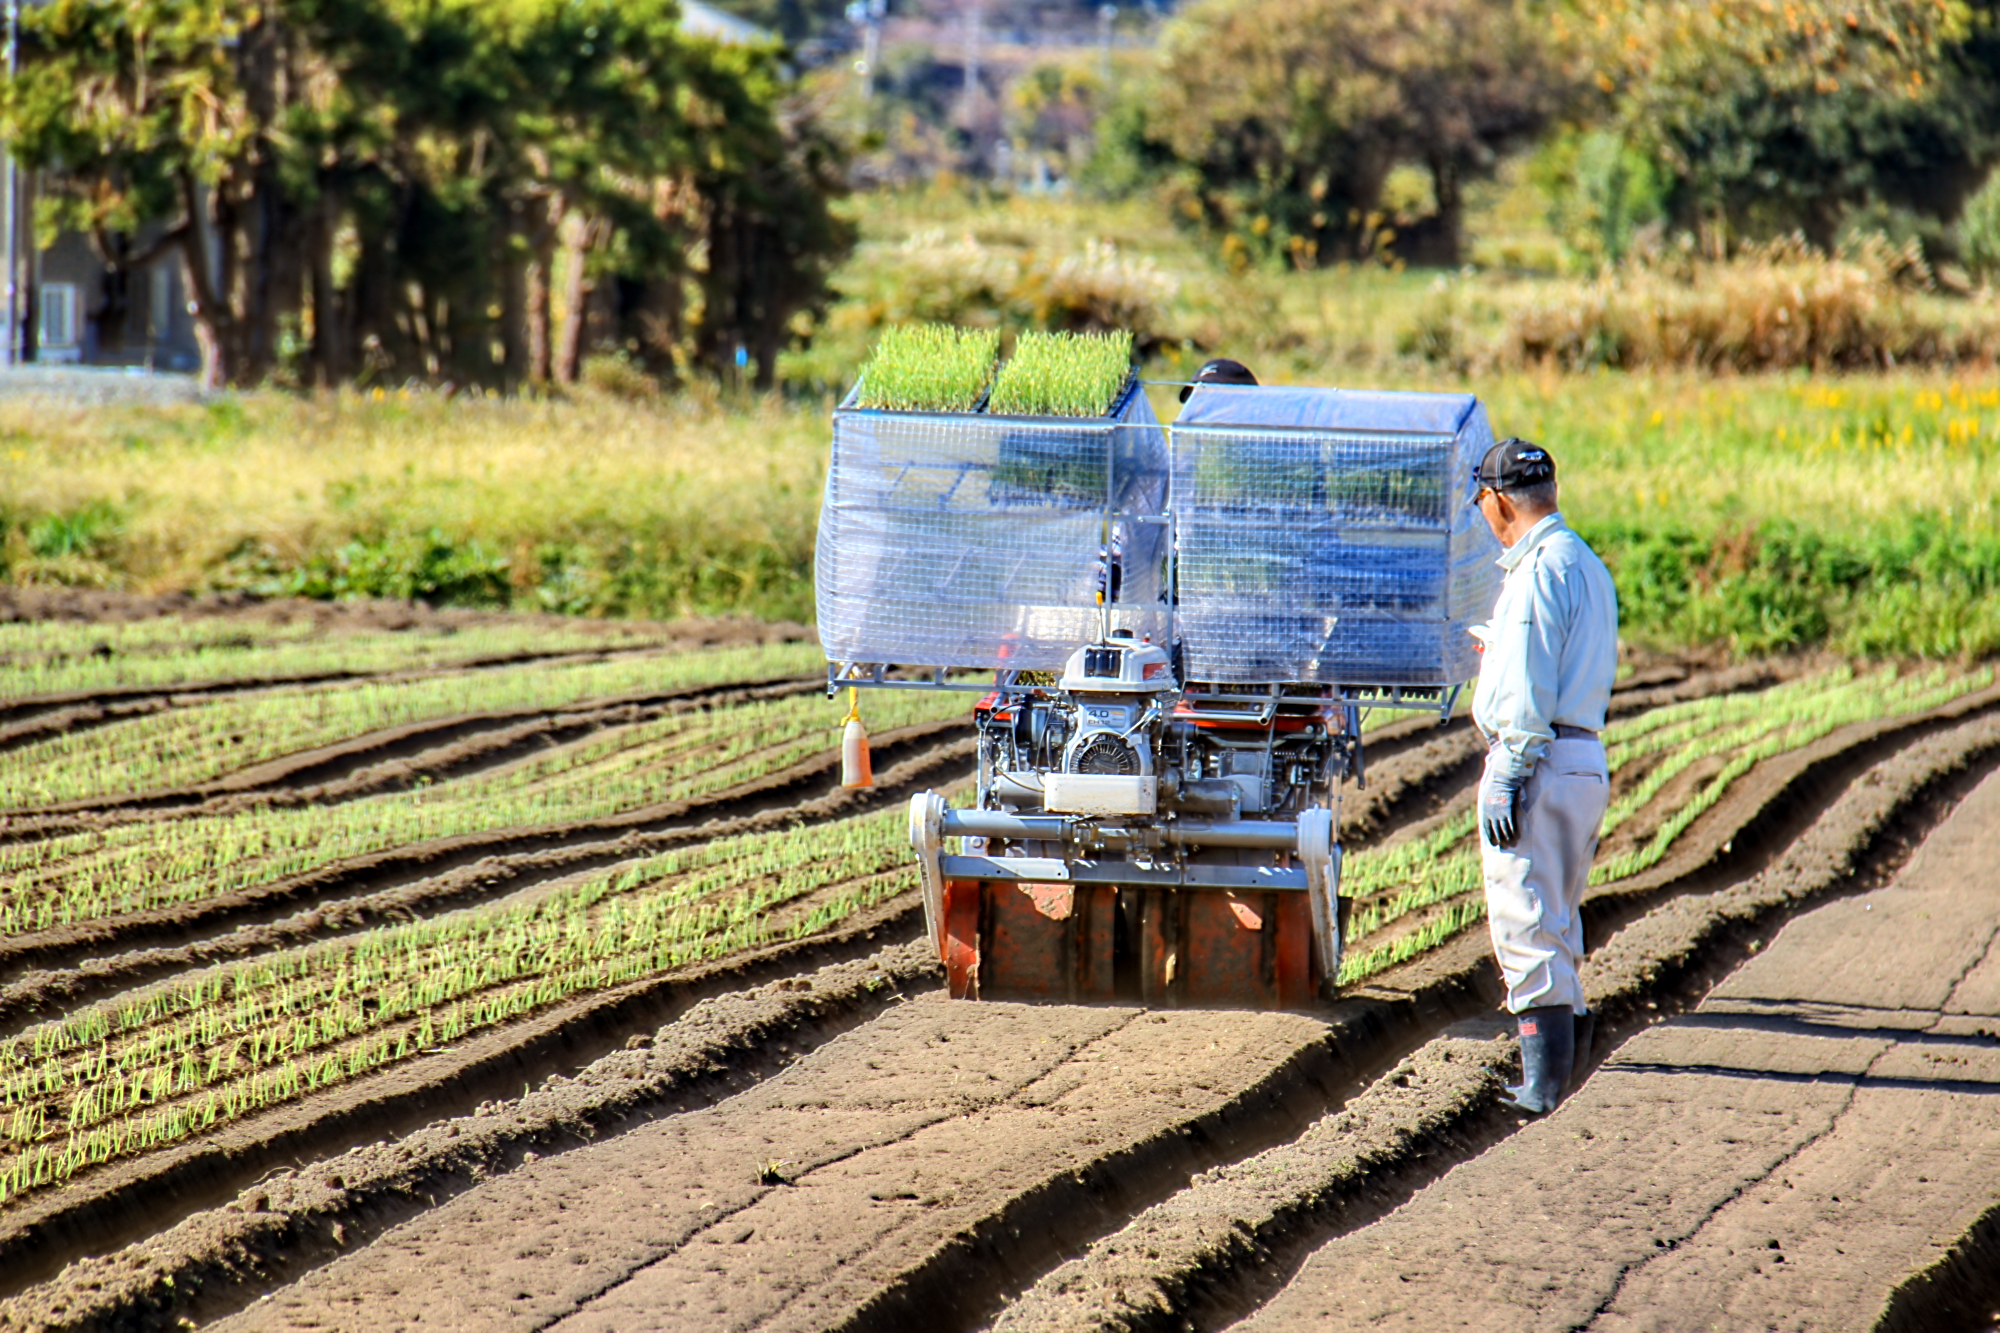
[1471,512,1620,784]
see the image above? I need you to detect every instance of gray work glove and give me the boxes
[1482,769,1523,848]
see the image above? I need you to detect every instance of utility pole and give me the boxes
[1098,5,1117,89]
[959,1,981,130]
[847,0,884,99]
[863,0,883,96]
[3,0,17,368]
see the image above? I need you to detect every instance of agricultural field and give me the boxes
[2,598,1998,1332]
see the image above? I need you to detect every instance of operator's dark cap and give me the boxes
[1475,437,1556,491]
[1179,358,1258,402]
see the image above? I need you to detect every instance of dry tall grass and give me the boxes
[1505,239,2000,372]
[0,388,829,619]
[3,370,1996,656]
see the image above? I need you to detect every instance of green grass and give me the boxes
[2,190,1998,659]
[852,323,1001,412]
[987,330,1135,417]
[1,371,1995,660]
[0,390,832,624]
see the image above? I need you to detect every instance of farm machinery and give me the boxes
[816,364,1501,1008]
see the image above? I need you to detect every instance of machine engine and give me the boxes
[906,633,1359,1009]
[975,632,1353,825]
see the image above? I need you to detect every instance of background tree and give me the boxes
[1145,0,1568,267]
[1586,0,2000,247]
[2,0,852,389]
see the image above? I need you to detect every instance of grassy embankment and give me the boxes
[0,188,1996,659]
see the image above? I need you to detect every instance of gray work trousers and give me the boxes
[1478,736,1610,1015]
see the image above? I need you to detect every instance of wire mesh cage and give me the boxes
[816,381,1505,691]
[815,380,1171,672]
[1170,387,1503,687]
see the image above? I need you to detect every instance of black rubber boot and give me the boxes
[1570,1009,1597,1094]
[1501,1006,1575,1115]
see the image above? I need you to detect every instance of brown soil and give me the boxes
[0,900,943,1304]
[1,654,1989,1333]
[0,727,977,1024]
[1235,755,2000,1333]
[9,682,1983,1333]
[992,710,2000,1333]
[0,672,826,840]
[0,585,805,647]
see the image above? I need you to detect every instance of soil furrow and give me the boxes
[0,657,1956,1333]
[0,673,825,833]
[0,646,692,761]
[985,709,2000,1333]
[0,643,668,720]
[0,729,977,1023]
[35,676,1911,1333]
[1336,662,1784,850]
[1878,1192,2000,1331]
[0,940,946,1332]
[1231,746,2000,1333]
[0,896,944,1306]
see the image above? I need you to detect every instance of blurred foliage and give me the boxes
[1501,235,1999,372]
[1530,130,1668,270]
[3,0,852,390]
[1577,0,2000,247]
[1131,0,1572,268]
[697,0,849,45]
[1005,59,1105,180]
[1958,170,2000,281]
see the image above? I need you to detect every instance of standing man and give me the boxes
[1471,438,1619,1115]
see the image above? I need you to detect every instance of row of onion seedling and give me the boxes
[0,640,824,811]
[0,685,963,936]
[0,806,920,1205]
[1334,664,1991,983]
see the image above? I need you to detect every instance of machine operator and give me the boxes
[1470,438,1619,1115]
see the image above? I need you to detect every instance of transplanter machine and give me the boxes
[815,374,1501,1008]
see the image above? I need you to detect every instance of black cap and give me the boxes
[1475,437,1556,492]
[1179,358,1258,402]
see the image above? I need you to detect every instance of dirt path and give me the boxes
[1235,767,2000,1333]
[212,1003,1338,1333]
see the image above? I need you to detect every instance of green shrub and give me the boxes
[271,530,513,606]
[1531,129,1668,270]
[581,353,660,401]
[1586,515,2000,660]
[26,500,123,560]
[1958,171,2000,284]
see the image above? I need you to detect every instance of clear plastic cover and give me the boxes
[815,382,1504,689]
[1170,387,1502,687]
[815,382,1171,672]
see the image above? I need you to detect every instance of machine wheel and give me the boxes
[939,880,1323,1010]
